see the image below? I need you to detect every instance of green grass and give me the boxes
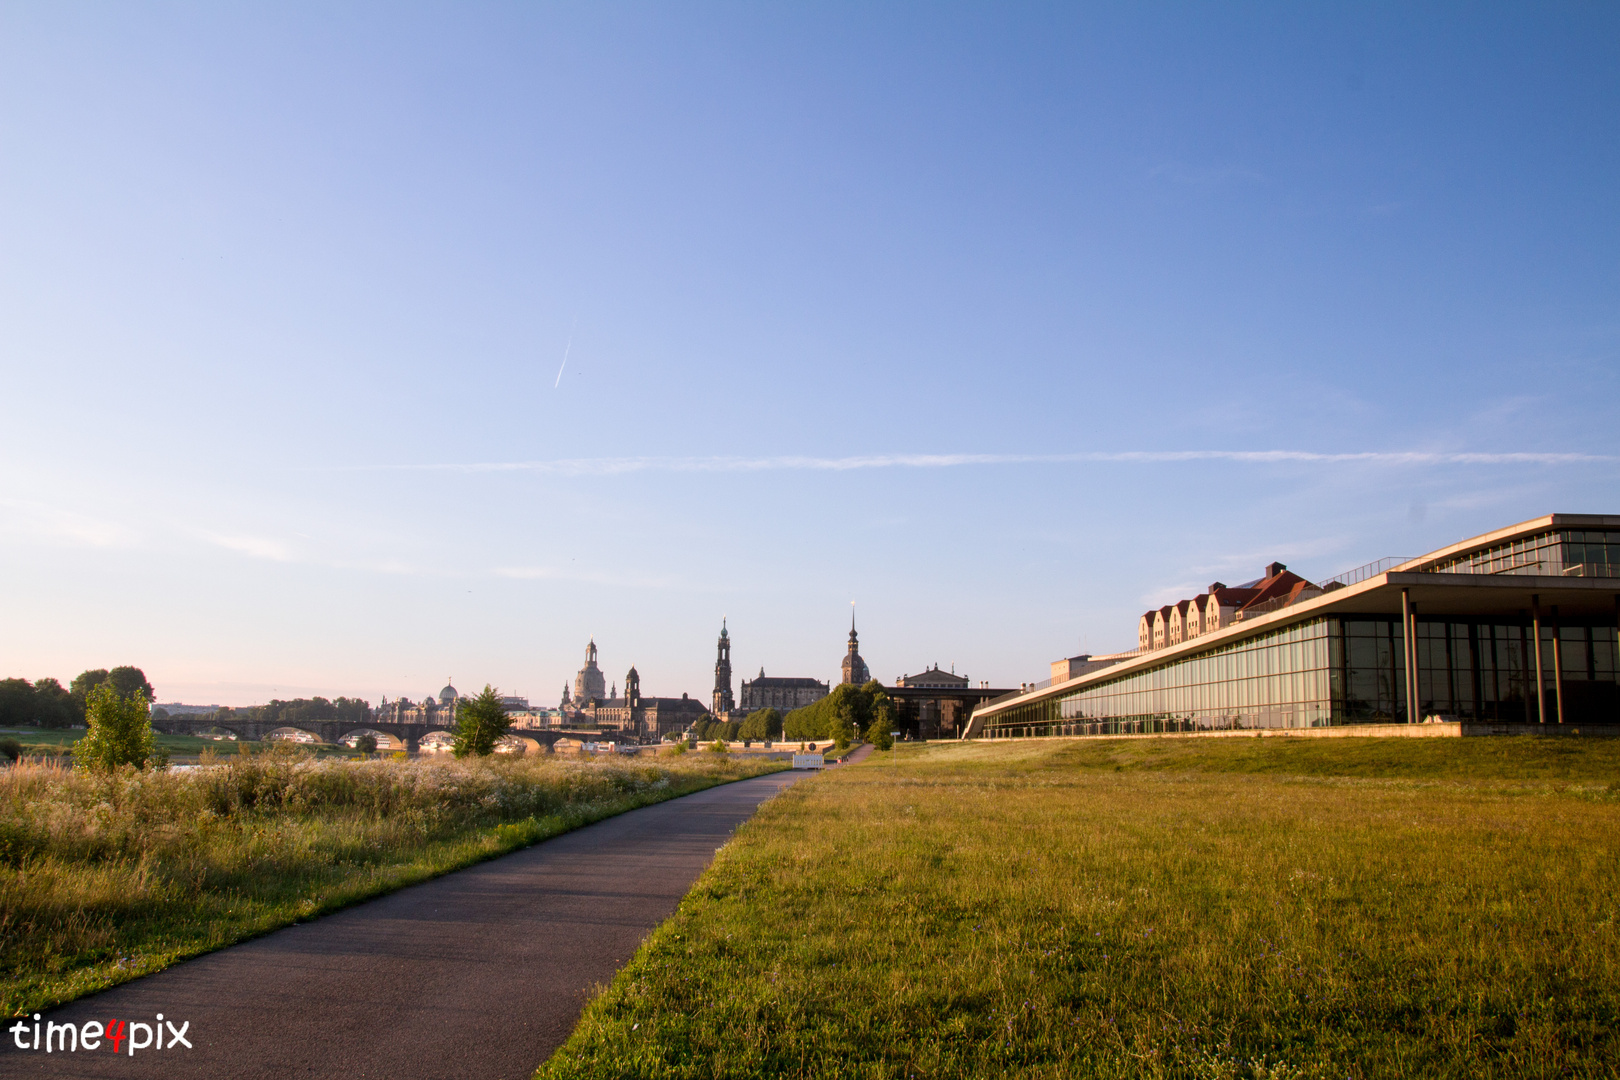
[540,736,1620,1080]
[1,746,786,1016]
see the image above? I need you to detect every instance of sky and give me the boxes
[1,3,1617,707]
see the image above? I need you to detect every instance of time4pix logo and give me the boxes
[11,1012,192,1054]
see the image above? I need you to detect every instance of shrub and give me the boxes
[354,734,377,754]
[0,737,20,763]
[707,739,728,754]
[669,740,688,755]
[72,684,160,770]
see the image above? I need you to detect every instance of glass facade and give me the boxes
[980,616,1620,739]
[1421,529,1620,578]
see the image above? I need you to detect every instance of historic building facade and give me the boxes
[375,679,460,726]
[740,669,830,712]
[889,665,1013,740]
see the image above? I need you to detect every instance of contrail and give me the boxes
[553,316,578,389]
[330,449,1616,476]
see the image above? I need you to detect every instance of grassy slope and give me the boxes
[540,737,1620,1080]
[1,751,786,1016]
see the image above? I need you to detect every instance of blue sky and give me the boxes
[1,3,1616,706]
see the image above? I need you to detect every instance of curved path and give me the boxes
[5,769,807,1080]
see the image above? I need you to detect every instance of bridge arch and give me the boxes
[266,726,326,745]
[418,730,457,754]
[192,724,243,742]
[495,734,539,756]
[338,728,406,751]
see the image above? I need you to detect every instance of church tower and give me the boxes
[574,638,606,705]
[712,618,734,715]
[841,609,871,686]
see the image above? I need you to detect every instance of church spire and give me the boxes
[841,604,870,686]
[712,617,734,715]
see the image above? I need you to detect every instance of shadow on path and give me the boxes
[4,770,807,1080]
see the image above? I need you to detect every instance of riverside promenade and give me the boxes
[4,770,807,1080]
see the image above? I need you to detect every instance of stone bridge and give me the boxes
[157,715,632,753]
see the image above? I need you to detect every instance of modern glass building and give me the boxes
[968,514,1620,739]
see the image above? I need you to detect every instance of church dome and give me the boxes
[439,680,458,704]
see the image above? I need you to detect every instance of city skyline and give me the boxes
[2,5,1616,705]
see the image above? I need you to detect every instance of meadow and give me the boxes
[541,735,1620,1080]
[0,745,784,1016]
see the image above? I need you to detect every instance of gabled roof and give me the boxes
[744,676,828,689]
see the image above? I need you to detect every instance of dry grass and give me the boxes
[540,736,1620,1079]
[0,744,784,1016]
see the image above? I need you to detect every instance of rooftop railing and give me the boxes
[1319,556,1416,589]
[1562,562,1620,578]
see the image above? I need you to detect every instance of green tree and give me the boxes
[0,679,36,728]
[354,734,377,754]
[833,702,856,751]
[783,681,894,742]
[33,678,75,728]
[864,716,894,751]
[865,691,895,750]
[72,683,159,770]
[452,685,512,758]
[738,707,782,742]
[70,666,155,723]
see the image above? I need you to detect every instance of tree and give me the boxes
[33,678,75,728]
[738,708,782,742]
[73,683,159,770]
[865,692,895,751]
[0,679,36,728]
[70,666,154,723]
[354,734,377,754]
[453,685,512,758]
[833,702,856,751]
[0,677,93,729]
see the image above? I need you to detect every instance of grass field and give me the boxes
[540,736,1620,1080]
[0,746,785,1016]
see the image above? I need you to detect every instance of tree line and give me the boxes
[691,708,785,743]
[173,697,373,726]
[0,667,155,729]
[782,681,896,750]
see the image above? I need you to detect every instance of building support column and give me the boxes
[1531,594,1547,725]
[1551,604,1565,725]
[1401,588,1419,723]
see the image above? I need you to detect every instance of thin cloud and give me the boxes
[0,499,140,548]
[202,533,294,562]
[351,450,1614,476]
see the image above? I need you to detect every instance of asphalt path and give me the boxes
[4,768,808,1080]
